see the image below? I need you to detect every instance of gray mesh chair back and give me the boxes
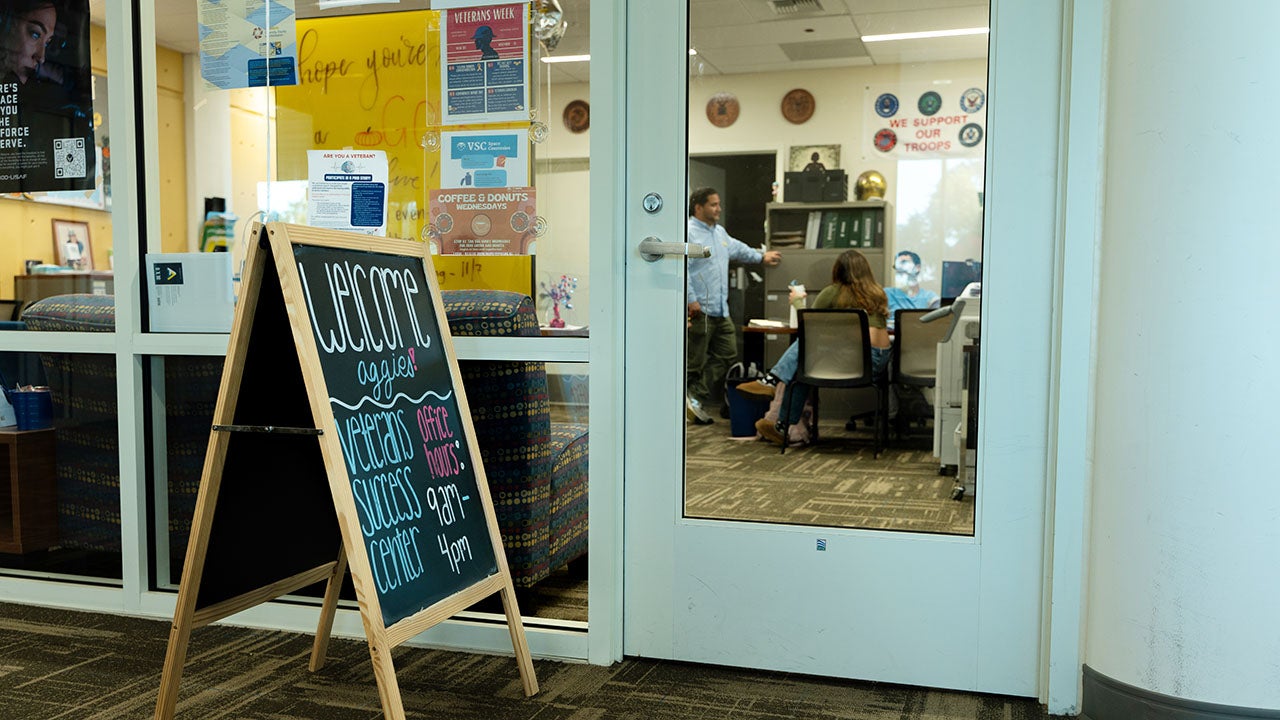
[894,309,951,387]
[797,309,871,386]
[778,309,885,456]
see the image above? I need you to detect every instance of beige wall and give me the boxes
[531,58,988,319]
[0,26,188,299]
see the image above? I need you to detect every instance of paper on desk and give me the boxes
[748,318,789,329]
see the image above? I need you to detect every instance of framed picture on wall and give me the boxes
[788,144,840,172]
[52,219,93,270]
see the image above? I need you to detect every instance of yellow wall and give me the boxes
[0,26,187,298]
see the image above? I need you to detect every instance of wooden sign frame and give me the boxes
[155,222,537,719]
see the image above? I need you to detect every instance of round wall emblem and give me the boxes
[875,93,899,118]
[706,92,740,128]
[959,123,984,147]
[960,87,986,113]
[918,91,942,116]
[562,99,590,133]
[874,128,898,152]
[781,88,815,124]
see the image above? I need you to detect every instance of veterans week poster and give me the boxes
[440,3,528,125]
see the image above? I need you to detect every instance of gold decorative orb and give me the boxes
[854,170,887,201]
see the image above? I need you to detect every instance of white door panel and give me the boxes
[623,0,1060,697]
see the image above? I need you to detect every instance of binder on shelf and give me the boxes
[859,208,874,248]
[804,211,823,249]
[824,210,857,249]
[820,211,842,249]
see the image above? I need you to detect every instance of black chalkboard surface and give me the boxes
[291,244,498,626]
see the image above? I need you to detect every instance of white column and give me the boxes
[1087,0,1280,710]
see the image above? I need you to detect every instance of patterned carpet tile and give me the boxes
[0,602,1049,720]
[685,422,974,535]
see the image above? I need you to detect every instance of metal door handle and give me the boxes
[638,237,711,263]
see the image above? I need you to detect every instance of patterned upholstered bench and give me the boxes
[441,290,588,588]
[22,291,587,588]
[22,294,222,572]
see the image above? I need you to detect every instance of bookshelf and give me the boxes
[758,201,894,369]
[764,200,892,252]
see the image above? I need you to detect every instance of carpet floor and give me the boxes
[685,419,975,535]
[0,601,1053,720]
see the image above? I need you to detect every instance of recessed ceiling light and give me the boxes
[861,27,989,43]
[540,54,591,64]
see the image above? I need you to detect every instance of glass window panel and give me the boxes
[0,2,124,582]
[683,0,988,536]
[149,355,223,588]
[0,350,120,582]
[2,6,113,331]
[148,3,594,626]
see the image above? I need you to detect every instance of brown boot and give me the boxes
[755,418,785,446]
[737,379,777,398]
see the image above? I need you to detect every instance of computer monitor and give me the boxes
[941,260,982,304]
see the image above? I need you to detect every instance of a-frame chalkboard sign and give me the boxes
[154,223,537,719]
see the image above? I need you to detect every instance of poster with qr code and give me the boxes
[0,0,96,193]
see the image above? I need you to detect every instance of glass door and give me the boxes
[624,0,1061,694]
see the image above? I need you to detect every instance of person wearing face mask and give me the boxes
[883,250,941,435]
[884,250,940,328]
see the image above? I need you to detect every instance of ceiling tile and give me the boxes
[731,0,850,24]
[780,37,867,61]
[864,35,989,65]
[692,14,859,49]
[840,0,985,14]
[697,44,793,69]
[854,6,990,36]
[710,56,875,76]
[691,0,757,28]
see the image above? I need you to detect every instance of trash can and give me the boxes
[725,378,771,438]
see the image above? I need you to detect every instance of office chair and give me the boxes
[778,309,887,456]
[891,308,954,437]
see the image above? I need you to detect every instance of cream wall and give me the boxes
[533,58,988,318]
[0,26,188,299]
[685,60,986,206]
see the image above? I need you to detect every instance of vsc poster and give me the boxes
[0,0,96,193]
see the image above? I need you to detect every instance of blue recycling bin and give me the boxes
[725,378,771,438]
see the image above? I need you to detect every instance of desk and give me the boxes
[14,272,114,305]
[741,323,796,371]
[0,428,57,554]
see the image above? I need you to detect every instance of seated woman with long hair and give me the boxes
[742,249,891,446]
